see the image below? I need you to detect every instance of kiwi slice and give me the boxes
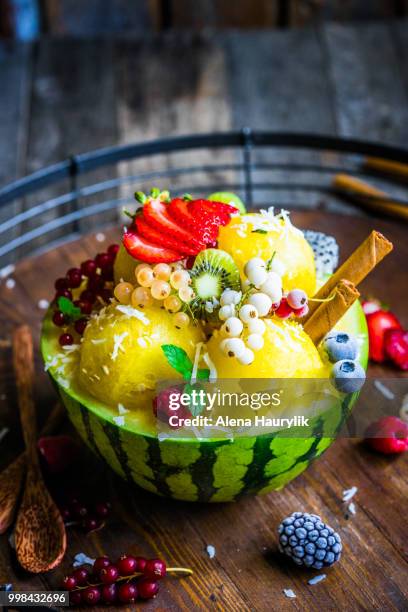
[189,249,241,319]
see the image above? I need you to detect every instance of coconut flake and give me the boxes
[347,502,356,515]
[73,553,95,567]
[203,352,217,382]
[374,380,395,400]
[283,589,296,599]
[137,337,148,348]
[342,486,358,502]
[62,344,80,353]
[91,338,106,345]
[118,403,129,415]
[113,415,125,426]
[102,365,110,376]
[111,331,129,361]
[5,278,15,289]
[308,574,327,585]
[37,299,50,310]
[95,232,106,242]
[206,545,216,559]
[191,342,203,384]
[0,264,15,279]
[116,304,149,325]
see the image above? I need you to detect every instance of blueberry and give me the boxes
[331,360,366,394]
[324,332,358,362]
[304,555,314,566]
[309,530,319,541]
[289,535,298,547]
[328,536,335,546]
[295,528,307,539]
[304,522,314,531]
[280,534,288,545]
[317,537,328,549]
[305,543,316,555]
[315,549,326,561]
[325,551,335,564]
[293,546,305,558]
[284,525,295,535]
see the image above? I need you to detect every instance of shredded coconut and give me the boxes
[102,365,110,376]
[62,344,80,353]
[111,332,129,361]
[73,553,95,567]
[191,342,203,383]
[283,589,296,599]
[342,486,358,502]
[116,304,149,325]
[113,415,125,426]
[347,502,356,515]
[0,264,15,279]
[137,337,148,348]
[206,545,216,559]
[91,338,106,345]
[38,299,50,310]
[203,352,217,382]
[5,278,15,289]
[118,403,129,415]
[374,380,395,400]
[308,574,327,585]
[95,232,106,242]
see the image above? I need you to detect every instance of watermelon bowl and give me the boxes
[41,302,368,503]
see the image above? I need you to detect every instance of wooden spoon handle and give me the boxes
[12,325,38,466]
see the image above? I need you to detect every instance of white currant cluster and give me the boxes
[217,257,285,366]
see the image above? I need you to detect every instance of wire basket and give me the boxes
[1,129,408,268]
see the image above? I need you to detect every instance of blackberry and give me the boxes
[278,512,342,569]
[304,231,339,278]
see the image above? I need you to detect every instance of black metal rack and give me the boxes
[1,129,407,266]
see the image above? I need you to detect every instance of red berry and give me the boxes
[55,277,69,291]
[59,506,71,521]
[74,318,88,335]
[95,252,113,269]
[135,556,147,572]
[59,333,74,347]
[186,256,195,269]
[88,275,104,293]
[71,501,88,519]
[73,567,89,585]
[94,501,111,518]
[69,591,82,606]
[144,558,166,579]
[101,583,117,604]
[117,554,137,576]
[82,586,101,606]
[62,575,77,591]
[81,259,97,277]
[55,288,73,300]
[93,556,111,573]
[293,303,309,318]
[52,310,66,327]
[366,309,402,362]
[82,516,104,532]
[365,416,408,455]
[384,329,408,371]
[100,565,119,584]
[118,582,138,603]
[108,243,119,256]
[101,266,114,281]
[67,267,82,288]
[275,297,293,319]
[99,288,112,303]
[80,289,96,304]
[138,579,159,600]
[78,300,93,315]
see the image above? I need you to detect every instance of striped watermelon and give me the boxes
[41,302,368,502]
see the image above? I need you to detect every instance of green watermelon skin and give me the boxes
[42,301,368,503]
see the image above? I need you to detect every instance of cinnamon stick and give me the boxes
[306,230,392,321]
[333,174,408,222]
[304,280,360,346]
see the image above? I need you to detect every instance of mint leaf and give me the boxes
[196,368,210,380]
[161,344,193,378]
[57,296,82,320]
[266,251,276,272]
[252,229,268,234]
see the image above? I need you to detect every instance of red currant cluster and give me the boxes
[63,554,192,606]
[52,244,119,347]
[58,493,111,534]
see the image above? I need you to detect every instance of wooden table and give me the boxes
[0,211,407,611]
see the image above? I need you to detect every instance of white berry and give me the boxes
[247,292,272,317]
[244,257,266,277]
[247,333,264,351]
[247,318,266,335]
[222,316,244,337]
[239,304,259,323]
[238,347,255,365]
[219,339,230,355]
[220,289,242,306]
[224,338,246,359]
[219,304,235,320]
[260,272,283,303]
[246,267,268,288]
[269,256,286,276]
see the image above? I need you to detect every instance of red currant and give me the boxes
[108,244,119,256]
[94,501,111,518]
[69,591,82,606]
[138,579,159,600]
[80,289,96,304]
[99,288,112,303]
[118,582,138,604]
[117,554,137,576]
[81,259,97,277]
[55,288,72,300]
[144,558,166,579]
[96,252,114,269]
[62,575,77,591]
[82,586,101,606]
[74,318,88,335]
[78,300,93,315]
[59,505,71,521]
[101,266,114,281]
[70,501,88,519]
[100,565,119,584]
[135,556,147,572]
[55,277,68,291]
[101,583,117,604]
[275,297,293,319]
[88,275,104,293]
[52,311,66,327]
[73,567,89,585]
[67,267,82,288]
[93,556,111,573]
[59,333,74,347]
[82,516,104,532]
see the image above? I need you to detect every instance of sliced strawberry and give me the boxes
[143,198,205,250]
[135,215,198,256]
[123,230,184,263]
[384,329,408,371]
[167,198,219,243]
[195,199,237,216]
[190,199,232,226]
[366,309,402,362]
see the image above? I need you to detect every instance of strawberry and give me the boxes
[167,198,218,243]
[366,309,402,362]
[190,199,232,226]
[384,329,408,371]
[135,215,198,256]
[123,230,184,263]
[365,416,408,454]
[143,198,205,250]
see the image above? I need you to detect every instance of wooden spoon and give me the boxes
[12,326,66,573]
[0,402,64,534]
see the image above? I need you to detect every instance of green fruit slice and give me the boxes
[208,192,247,214]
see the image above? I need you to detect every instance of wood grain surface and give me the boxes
[0,212,406,610]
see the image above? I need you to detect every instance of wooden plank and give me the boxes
[170,0,278,29]
[223,28,338,210]
[22,38,118,255]
[115,32,234,206]
[0,41,31,267]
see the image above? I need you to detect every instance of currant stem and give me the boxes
[309,294,336,303]
[167,567,194,576]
